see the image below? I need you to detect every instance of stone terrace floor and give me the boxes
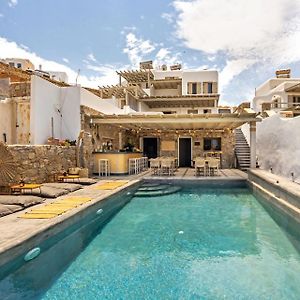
[105,168,247,181]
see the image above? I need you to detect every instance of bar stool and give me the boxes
[98,159,110,176]
[141,157,148,171]
[128,158,140,174]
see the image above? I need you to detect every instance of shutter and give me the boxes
[187,82,192,94]
[197,82,201,94]
[203,82,208,94]
[212,82,218,93]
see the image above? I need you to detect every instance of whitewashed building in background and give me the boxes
[253,69,300,114]
[0,58,34,71]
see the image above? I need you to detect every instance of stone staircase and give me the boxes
[235,128,250,171]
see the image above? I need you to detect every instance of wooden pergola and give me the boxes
[91,112,259,131]
[90,84,148,100]
[116,69,154,83]
[151,78,182,89]
[142,94,219,108]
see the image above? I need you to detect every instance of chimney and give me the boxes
[275,69,291,78]
[39,64,42,70]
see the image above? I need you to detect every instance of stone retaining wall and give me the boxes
[8,145,76,183]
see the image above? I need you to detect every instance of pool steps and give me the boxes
[134,183,181,197]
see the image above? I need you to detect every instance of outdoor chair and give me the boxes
[207,158,219,176]
[160,159,174,176]
[195,157,206,176]
[150,159,161,175]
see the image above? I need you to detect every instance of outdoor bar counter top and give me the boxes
[93,151,143,174]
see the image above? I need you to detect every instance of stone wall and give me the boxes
[10,82,31,98]
[8,145,76,183]
[81,106,126,152]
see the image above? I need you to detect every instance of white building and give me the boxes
[253,69,300,113]
[0,58,34,71]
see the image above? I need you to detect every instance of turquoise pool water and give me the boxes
[1,184,300,299]
[40,185,300,299]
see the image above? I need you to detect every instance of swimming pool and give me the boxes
[1,181,300,299]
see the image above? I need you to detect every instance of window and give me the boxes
[204,138,221,151]
[9,62,14,67]
[192,83,197,94]
[187,82,201,94]
[187,109,198,114]
[17,63,22,69]
[218,108,231,114]
[162,111,176,114]
[120,99,126,109]
[203,109,212,114]
[208,82,213,93]
[293,96,300,104]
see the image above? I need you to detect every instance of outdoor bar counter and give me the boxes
[93,151,142,174]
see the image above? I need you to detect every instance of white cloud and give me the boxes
[62,57,69,63]
[0,37,119,88]
[154,47,181,67]
[8,0,18,7]
[87,53,97,63]
[161,13,173,24]
[173,0,300,92]
[20,44,29,51]
[123,33,156,67]
[120,26,137,35]
[85,64,124,86]
[219,59,256,94]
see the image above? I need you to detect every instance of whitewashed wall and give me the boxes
[0,100,12,143]
[30,76,81,144]
[80,88,123,114]
[182,71,218,95]
[152,69,218,96]
[243,114,300,182]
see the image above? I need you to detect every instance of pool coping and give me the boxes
[247,169,300,224]
[0,179,141,270]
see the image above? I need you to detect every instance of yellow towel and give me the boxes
[20,213,58,219]
[29,207,69,214]
[18,196,93,219]
[95,181,128,190]
[55,197,92,205]
[46,203,79,208]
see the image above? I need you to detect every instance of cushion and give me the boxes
[31,186,68,198]
[77,178,97,185]
[43,183,82,192]
[0,195,44,208]
[0,204,23,217]
[68,167,80,175]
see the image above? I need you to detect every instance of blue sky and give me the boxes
[1,0,300,105]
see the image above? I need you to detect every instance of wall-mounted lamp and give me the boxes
[291,172,295,182]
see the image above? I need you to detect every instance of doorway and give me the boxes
[178,137,192,167]
[143,137,158,159]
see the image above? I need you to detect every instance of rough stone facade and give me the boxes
[9,82,31,98]
[8,145,76,183]
[81,105,126,152]
[137,130,235,168]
